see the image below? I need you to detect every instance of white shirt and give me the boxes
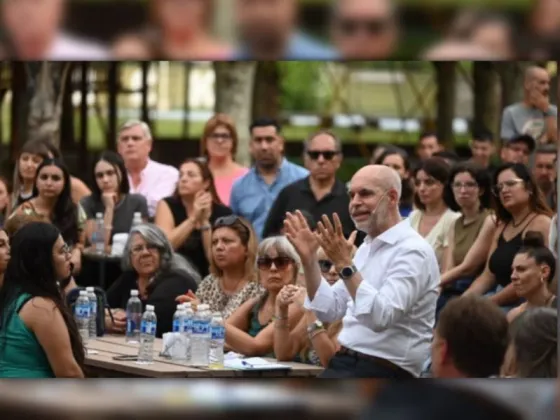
[128,159,179,218]
[549,215,557,257]
[305,220,440,377]
[47,32,109,60]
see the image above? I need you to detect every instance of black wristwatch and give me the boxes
[339,264,358,280]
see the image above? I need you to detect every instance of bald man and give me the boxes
[501,66,557,146]
[286,165,439,378]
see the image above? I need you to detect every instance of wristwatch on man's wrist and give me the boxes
[307,320,324,336]
[338,264,358,280]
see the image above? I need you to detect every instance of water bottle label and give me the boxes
[172,319,182,333]
[211,326,225,340]
[75,304,90,318]
[127,319,137,333]
[141,320,156,335]
[192,320,210,335]
[184,319,193,332]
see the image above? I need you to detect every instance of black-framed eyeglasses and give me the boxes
[257,256,293,271]
[318,259,334,273]
[306,150,339,161]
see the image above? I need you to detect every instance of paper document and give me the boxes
[224,357,292,371]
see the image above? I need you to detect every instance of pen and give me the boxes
[241,360,254,368]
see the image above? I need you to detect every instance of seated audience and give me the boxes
[464,163,552,309]
[507,232,557,322]
[176,215,263,319]
[106,224,199,338]
[11,159,87,274]
[81,151,148,253]
[156,159,232,278]
[505,308,557,378]
[200,114,249,205]
[0,222,84,378]
[409,158,460,269]
[431,295,509,378]
[438,163,492,315]
[224,236,304,357]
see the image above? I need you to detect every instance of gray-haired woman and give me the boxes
[105,223,200,337]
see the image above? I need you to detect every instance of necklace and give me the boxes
[511,211,532,228]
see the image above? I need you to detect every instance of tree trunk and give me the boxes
[434,62,456,149]
[252,61,281,121]
[214,62,257,166]
[26,61,72,148]
[473,62,500,139]
[495,62,528,108]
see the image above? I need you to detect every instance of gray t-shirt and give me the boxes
[500,102,557,142]
[80,193,149,236]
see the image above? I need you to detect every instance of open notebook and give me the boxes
[224,357,292,371]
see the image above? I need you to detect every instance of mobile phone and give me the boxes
[112,355,138,361]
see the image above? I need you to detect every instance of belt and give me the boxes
[338,346,414,379]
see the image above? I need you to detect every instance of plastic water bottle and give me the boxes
[131,212,142,230]
[92,213,105,254]
[190,304,211,367]
[86,286,97,338]
[172,304,184,333]
[74,290,91,347]
[125,290,142,343]
[138,305,157,364]
[183,303,194,363]
[209,312,225,369]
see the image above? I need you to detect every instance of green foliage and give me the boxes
[278,62,328,112]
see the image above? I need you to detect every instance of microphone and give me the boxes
[370,193,387,217]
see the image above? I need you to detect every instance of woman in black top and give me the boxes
[155,158,232,278]
[105,224,199,338]
[464,163,553,308]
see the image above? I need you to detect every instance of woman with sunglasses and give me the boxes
[408,158,460,270]
[224,236,304,357]
[81,151,148,254]
[0,222,84,378]
[464,163,553,309]
[200,114,249,206]
[10,159,87,274]
[156,158,232,279]
[175,215,263,320]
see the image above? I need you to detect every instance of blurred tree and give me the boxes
[473,62,500,140]
[252,62,281,121]
[214,62,256,166]
[434,62,456,148]
[278,61,325,112]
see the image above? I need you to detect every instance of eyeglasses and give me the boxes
[306,150,339,161]
[257,256,293,271]
[318,259,334,273]
[131,243,159,255]
[452,181,478,191]
[337,18,390,36]
[209,133,232,141]
[492,179,524,196]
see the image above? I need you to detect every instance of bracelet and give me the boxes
[199,224,211,231]
[272,314,288,321]
[308,329,327,340]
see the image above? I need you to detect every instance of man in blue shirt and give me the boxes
[230,118,308,240]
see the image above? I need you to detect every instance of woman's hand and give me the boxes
[193,191,212,224]
[101,192,117,210]
[175,290,200,307]
[276,285,302,310]
[70,249,82,274]
[105,309,127,333]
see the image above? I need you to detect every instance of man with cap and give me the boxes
[500,134,535,166]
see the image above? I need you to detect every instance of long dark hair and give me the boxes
[0,222,85,369]
[444,162,492,212]
[33,159,79,245]
[376,147,414,210]
[492,163,553,224]
[175,158,223,205]
[91,151,130,200]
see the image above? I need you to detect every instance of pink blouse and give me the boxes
[214,167,249,206]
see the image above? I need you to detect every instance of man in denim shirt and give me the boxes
[230,118,308,240]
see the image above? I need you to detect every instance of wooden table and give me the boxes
[86,335,324,378]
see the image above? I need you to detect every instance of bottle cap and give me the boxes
[183,303,191,309]
[86,287,94,292]
[95,212,103,218]
[79,290,88,296]
[197,304,209,311]
[212,312,221,317]
[130,289,139,296]
[177,304,183,310]
[146,305,155,311]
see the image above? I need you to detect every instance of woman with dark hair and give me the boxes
[507,232,556,322]
[80,151,148,253]
[155,158,232,278]
[0,222,84,378]
[200,114,248,205]
[10,139,50,210]
[0,228,9,286]
[36,137,91,204]
[408,158,460,269]
[376,147,414,217]
[11,159,86,274]
[437,163,493,313]
[464,163,552,309]
[0,176,9,227]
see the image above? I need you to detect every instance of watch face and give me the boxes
[341,266,354,277]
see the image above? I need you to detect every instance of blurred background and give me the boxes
[0,60,556,183]
[0,0,559,60]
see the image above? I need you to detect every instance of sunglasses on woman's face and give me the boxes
[318,259,335,273]
[257,256,293,271]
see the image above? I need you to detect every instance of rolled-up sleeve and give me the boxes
[353,249,428,332]
[304,278,349,323]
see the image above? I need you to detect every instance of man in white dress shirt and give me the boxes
[117,120,179,219]
[284,165,439,378]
